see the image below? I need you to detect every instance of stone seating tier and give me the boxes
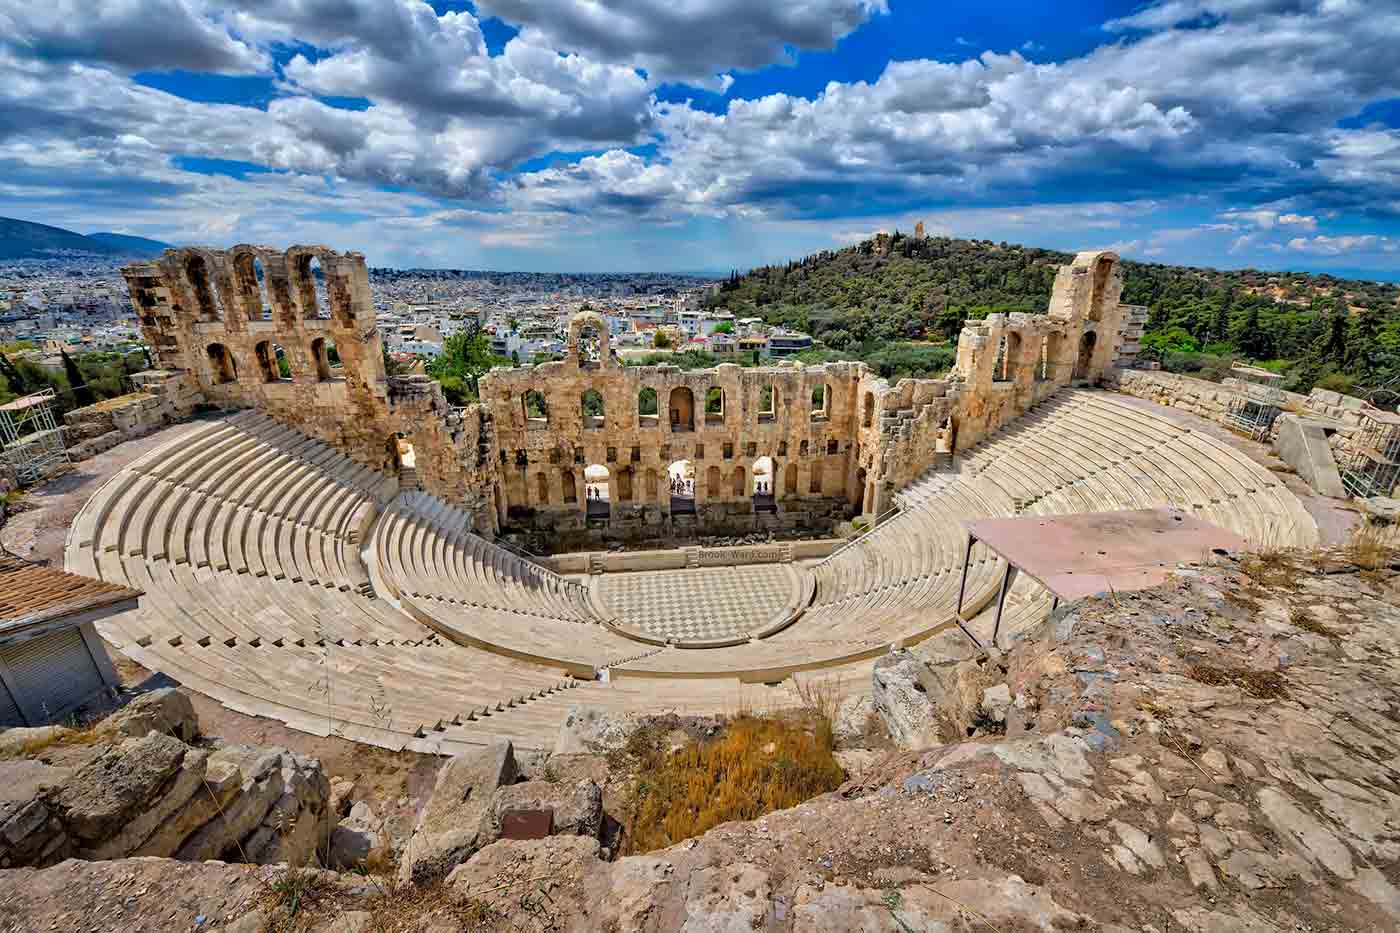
[65,389,1318,750]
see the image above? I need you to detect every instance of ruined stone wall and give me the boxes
[121,246,502,530]
[120,246,1126,547]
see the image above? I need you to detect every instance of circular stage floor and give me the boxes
[589,563,811,647]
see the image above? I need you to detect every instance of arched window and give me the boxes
[668,459,695,514]
[254,341,279,383]
[311,337,341,381]
[752,456,776,512]
[184,255,222,321]
[669,387,694,432]
[758,385,777,422]
[294,253,325,319]
[638,387,658,423]
[561,468,578,504]
[811,383,829,421]
[730,465,746,497]
[1004,332,1022,382]
[862,392,875,428]
[206,343,236,384]
[706,465,722,498]
[523,390,549,426]
[535,472,550,506]
[232,252,270,320]
[1038,334,1059,382]
[581,389,605,428]
[1074,331,1097,381]
[992,334,1009,382]
[584,464,610,519]
[1089,256,1113,323]
[704,386,725,424]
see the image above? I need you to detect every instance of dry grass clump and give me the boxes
[1239,547,1302,592]
[257,868,531,933]
[621,710,845,855]
[1287,603,1337,640]
[1187,664,1289,700]
[1345,522,1397,573]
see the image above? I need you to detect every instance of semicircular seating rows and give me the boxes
[68,390,1318,751]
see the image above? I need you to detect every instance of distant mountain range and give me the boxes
[0,217,171,260]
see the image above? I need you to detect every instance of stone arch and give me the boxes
[784,461,798,495]
[231,250,269,321]
[206,343,236,384]
[669,386,694,432]
[535,471,550,506]
[1074,331,1097,381]
[669,459,695,514]
[254,340,279,383]
[811,383,830,420]
[730,465,746,498]
[854,467,868,510]
[289,250,326,320]
[863,391,875,428]
[616,467,634,503]
[560,468,578,504]
[704,386,725,424]
[809,461,824,495]
[182,253,222,321]
[706,464,722,498]
[311,336,340,381]
[752,456,776,512]
[643,468,659,502]
[996,331,1022,382]
[523,390,549,426]
[584,463,610,519]
[581,389,605,428]
[1089,255,1115,323]
[567,310,611,366]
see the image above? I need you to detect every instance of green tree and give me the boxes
[653,330,673,349]
[427,324,504,403]
[61,349,94,407]
[712,321,734,334]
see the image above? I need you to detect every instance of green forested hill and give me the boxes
[708,233,1400,395]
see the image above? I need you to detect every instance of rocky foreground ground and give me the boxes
[1,549,1398,931]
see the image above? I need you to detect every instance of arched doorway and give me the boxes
[853,467,868,511]
[784,462,798,495]
[706,465,722,498]
[669,387,694,432]
[1074,331,1097,381]
[752,456,776,512]
[730,465,746,498]
[863,392,875,428]
[206,343,236,384]
[668,459,695,514]
[584,464,610,519]
[561,468,578,504]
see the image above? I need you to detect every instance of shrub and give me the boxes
[621,712,844,854]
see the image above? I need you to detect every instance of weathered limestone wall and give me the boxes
[60,370,201,461]
[121,246,502,531]
[120,246,1127,546]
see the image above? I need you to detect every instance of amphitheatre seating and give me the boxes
[65,390,1318,751]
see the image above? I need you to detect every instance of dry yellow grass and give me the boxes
[621,711,844,855]
[1345,521,1397,572]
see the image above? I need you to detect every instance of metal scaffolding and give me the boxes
[0,389,69,486]
[1224,363,1286,441]
[1340,408,1400,500]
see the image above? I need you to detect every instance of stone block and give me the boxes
[399,740,518,885]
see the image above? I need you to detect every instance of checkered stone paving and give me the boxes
[595,564,801,644]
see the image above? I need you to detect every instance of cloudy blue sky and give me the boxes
[0,0,1397,277]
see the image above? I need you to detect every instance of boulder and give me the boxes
[329,801,384,870]
[485,779,603,846]
[399,740,518,885]
[871,650,945,749]
[446,835,604,922]
[104,688,198,743]
[0,726,72,759]
[553,707,639,756]
[49,733,189,843]
[982,683,1013,724]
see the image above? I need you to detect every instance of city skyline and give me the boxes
[0,1,1396,279]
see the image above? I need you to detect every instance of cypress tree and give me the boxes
[62,349,95,407]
